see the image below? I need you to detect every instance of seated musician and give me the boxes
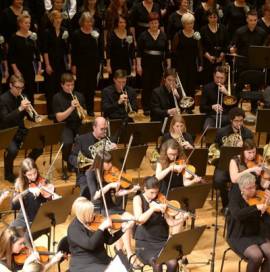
[85,151,139,260]
[200,66,231,130]
[69,116,117,191]
[228,173,270,272]
[213,107,254,212]
[102,69,138,121]
[161,115,193,149]
[156,139,202,195]
[150,68,180,122]
[133,176,189,271]
[0,226,63,272]
[68,197,134,272]
[11,158,58,228]
[0,75,43,183]
[52,72,86,179]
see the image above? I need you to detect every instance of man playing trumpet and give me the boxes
[0,75,43,182]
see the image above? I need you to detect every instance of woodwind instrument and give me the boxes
[70,92,91,123]
[223,63,237,106]
[20,94,43,123]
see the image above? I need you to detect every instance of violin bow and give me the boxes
[165,158,176,199]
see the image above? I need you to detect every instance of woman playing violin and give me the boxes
[228,173,270,272]
[85,151,139,260]
[161,115,194,150]
[0,225,63,272]
[156,139,201,195]
[67,197,133,272]
[11,158,56,228]
[133,176,188,271]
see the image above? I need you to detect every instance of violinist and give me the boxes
[85,151,139,260]
[0,226,63,272]
[67,197,133,272]
[133,176,188,272]
[228,173,270,272]
[161,115,193,149]
[156,139,201,195]
[11,158,56,228]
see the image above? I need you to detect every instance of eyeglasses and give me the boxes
[13,85,24,90]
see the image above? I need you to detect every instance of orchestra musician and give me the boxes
[161,114,193,149]
[67,196,134,272]
[228,173,270,272]
[200,66,231,130]
[0,75,43,183]
[69,116,117,191]
[102,69,138,121]
[52,72,86,179]
[11,158,57,228]
[133,176,188,271]
[150,68,180,122]
[85,151,139,260]
[0,226,63,272]
[213,107,253,212]
[156,139,201,195]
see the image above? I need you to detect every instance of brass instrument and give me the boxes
[77,151,93,169]
[70,92,91,124]
[120,87,137,119]
[223,63,237,106]
[176,73,194,109]
[20,94,44,123]
[89,137,115,159]
[170,83,181,115]
[215,84,223,128]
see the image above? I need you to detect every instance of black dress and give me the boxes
[172,30,203,97]
[134,193,169,264]
[43,26,70,116]
[71,28,103,114]
[8,33,40,103]
[200,23,228,84]
[227,184,267,254]
[137,30,169,112]
[68,217,124,272]
[167,11,184,42]
[258,18,270,35]
[106,31,135,76]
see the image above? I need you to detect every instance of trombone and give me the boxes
[170,83,181,115]
[70,92,91,124]
[215,84,223,128]
[20,94,44,123]
[223,63,237,106]
[176,73,194,110]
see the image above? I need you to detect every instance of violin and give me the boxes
[14,246,54,265]
[29,176,58,199]
[247,190,270,214]
[155,193,195,218]
[246,154,270,180]
[88,213,136,232]
[103,166,133,189]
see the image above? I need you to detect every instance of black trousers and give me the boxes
[61,126,78,162]
[213,168,230,208]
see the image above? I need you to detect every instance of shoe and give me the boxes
[4,173,16,183]
[61,168,69,180]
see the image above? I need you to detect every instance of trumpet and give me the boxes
[120,87,136,119]
[176,73,194,109]
[223,63,237,106]
[70,92,91,124]
[20,94,44,123]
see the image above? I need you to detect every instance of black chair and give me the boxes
[236,70,265,111]
[57,236,70,272]
[220,246,246,272]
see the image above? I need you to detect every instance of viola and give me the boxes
[103,166,133,189]
[88,213,136,232]
[246,154,270,180]
[29,176,56,199]
[14,246,54,265]
[155,193,195,218]
[247,190,270,214]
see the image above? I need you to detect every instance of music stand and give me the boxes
[156,226,206,265]
[218,147,242,171]
[256,109,270,145]
[185,148,208,176]
[118,122,162,145]
[0,127,18,149]
[21,123,65,163]
[31,194,77,251]
[203,128,218,147]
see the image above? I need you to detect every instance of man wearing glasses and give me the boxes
[0,75,43,182]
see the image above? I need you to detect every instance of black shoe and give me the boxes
[4,173,16,183]
[62,168,69,181]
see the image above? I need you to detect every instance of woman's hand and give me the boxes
[256,203,267,214]
[249,166,262,176]
[99,217,113,231]
[149,201,166,213]
[28,187,41,197]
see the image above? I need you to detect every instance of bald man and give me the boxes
[69,116,117,191]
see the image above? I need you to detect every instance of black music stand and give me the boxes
[218,147,242,171]
[21,123,65,163]
[203,128,218,147]
[256,109,270,145]
[168,183,211,228]
[0,127,18,149]
[118,122,162,145]
[156,226,206,265]
[185,148,208,177]
[31,194,77,251]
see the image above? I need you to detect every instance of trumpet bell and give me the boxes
[128,111,136,119]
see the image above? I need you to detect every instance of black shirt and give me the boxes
[102,84,138,120]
